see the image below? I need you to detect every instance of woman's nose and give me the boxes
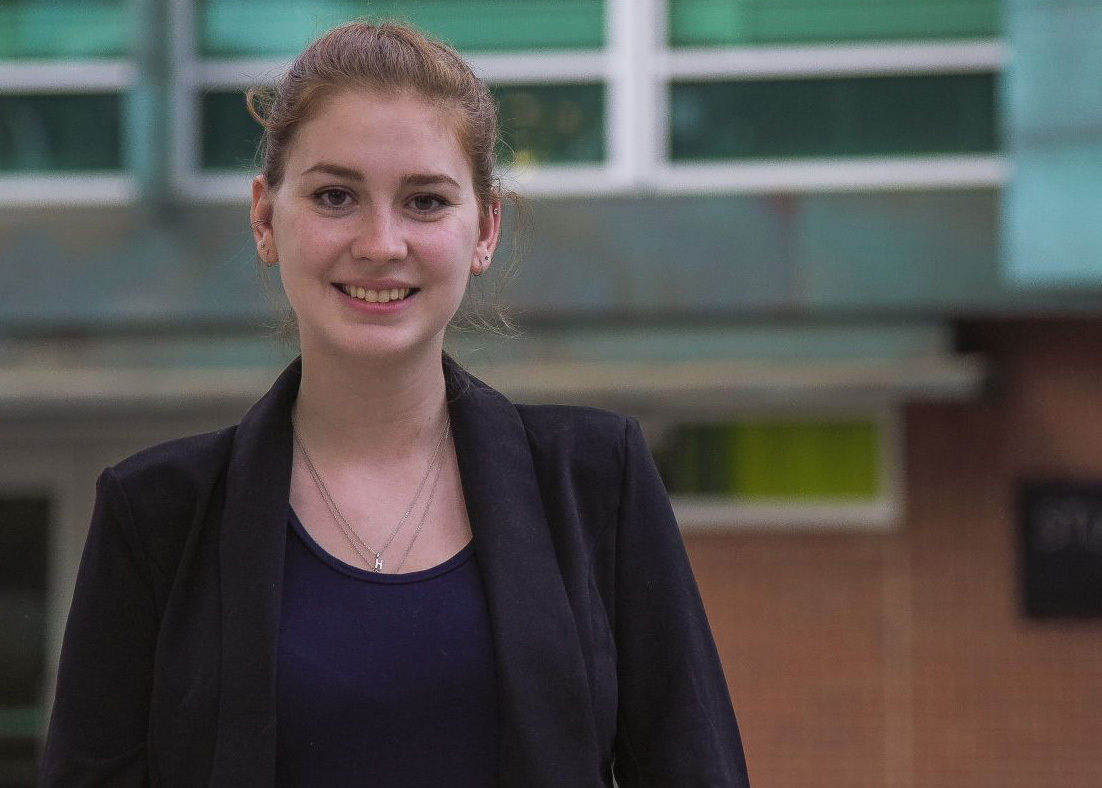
[351,209,407,262]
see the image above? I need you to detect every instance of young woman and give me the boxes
[41,21,750,787]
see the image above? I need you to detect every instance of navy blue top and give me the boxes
[276,510,499,787]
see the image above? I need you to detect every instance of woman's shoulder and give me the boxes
[514,402,633,441]
[513,403,639,479]
[107,425,239,503]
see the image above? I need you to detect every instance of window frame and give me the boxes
[0,0,1008,204]
[667,405,904,531]
[0,61,134,205]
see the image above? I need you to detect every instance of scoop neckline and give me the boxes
[288,507,475,584]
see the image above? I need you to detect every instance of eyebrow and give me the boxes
[301,163,363,181]
[300,163,461,191]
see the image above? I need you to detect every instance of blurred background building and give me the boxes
[2,0,1102,785]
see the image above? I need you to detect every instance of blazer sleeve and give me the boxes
[40,468,156,787]
[611,418,751,787]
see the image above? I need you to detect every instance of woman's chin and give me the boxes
[303,326,447,366]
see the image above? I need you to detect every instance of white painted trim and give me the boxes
[499,164,632,196]
[192,59,292,89]
[470,51,606,84]
[471,357,986,410]
[675,499,898,530]
[0,61,133,92]
[0,356,985,413]
[649,155,1007,194]
[660,40,1006,80]
[0,367,274,412]
[647,0,673,191]
[178,170,257,202]
[3,155,1006,206]
[194,51,607,90]
[0,175,135,206]
[188,156,1006,200]
[185,164,627,202]
[606,0,661,189]
[881,405,906,527]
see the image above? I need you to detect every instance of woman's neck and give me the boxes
[292,343,449,464]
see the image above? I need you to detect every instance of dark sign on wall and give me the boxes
[1019,480,1102,618]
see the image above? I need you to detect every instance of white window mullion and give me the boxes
[0,175,135,207]
[660,40,1006,81]
[646,0,671,191]
[606,0,662,190]
[655,156,1008,194]
[0,62,133,93]
[170,0,202,200]
[470,52,605,85]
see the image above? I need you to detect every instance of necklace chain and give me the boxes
[291,416,451,573]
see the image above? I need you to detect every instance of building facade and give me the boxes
[2,1,1101,785]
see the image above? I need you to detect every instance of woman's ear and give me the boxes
[250,175,278,265]
[472,197,502,276]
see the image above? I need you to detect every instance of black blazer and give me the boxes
[41,358,749,787]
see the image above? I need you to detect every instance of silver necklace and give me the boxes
[292,417,451,573]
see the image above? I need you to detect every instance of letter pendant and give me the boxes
[373,555,384,572]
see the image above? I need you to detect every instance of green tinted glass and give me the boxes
[670,73,997,160]
[198,0,604,57]
[656,421,880,500]
[200,91,260,171]
[0,94,122,172]
[201,84,605,170]
[495,83,605,166]
[0,0,129,58]
[669,0,999,47]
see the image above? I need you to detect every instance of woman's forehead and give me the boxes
[287,88,471,181]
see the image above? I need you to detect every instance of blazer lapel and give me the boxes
[211,360,299,787]
[207,357,603,785]
[447,360,604,786]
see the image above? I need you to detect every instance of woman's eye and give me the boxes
[315,188,352,209]
[410,194,446,213]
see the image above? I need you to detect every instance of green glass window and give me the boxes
[669,0,999,47]
[0,94,122,172]
[0,497,49,784]
[670,73,997,160]
[198,0,604,58]
[656,420,881,500]
[495,83,605,166]
[201,83,606,171]
[201,91,260,171]
[0,0,130,59]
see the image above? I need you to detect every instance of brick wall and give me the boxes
[684,318,1102,788]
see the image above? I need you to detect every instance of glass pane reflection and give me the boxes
[495,83,605,166]
[670,74,997,160]
[0,1,130,59]
[198,0,604,57]
[200,83,607,171]
[0,94,122,172]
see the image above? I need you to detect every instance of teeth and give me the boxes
[343,285,411,303]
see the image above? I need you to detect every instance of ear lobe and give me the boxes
[478,197,502,262]
[251,175,277,264]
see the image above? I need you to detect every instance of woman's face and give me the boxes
[251,87,500,363]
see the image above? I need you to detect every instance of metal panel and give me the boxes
[1003,0,1102,287]
[2,192,1101,333]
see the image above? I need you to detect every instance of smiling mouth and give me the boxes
[338,284,417,303]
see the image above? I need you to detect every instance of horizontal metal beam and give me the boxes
[0,353,985,416]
